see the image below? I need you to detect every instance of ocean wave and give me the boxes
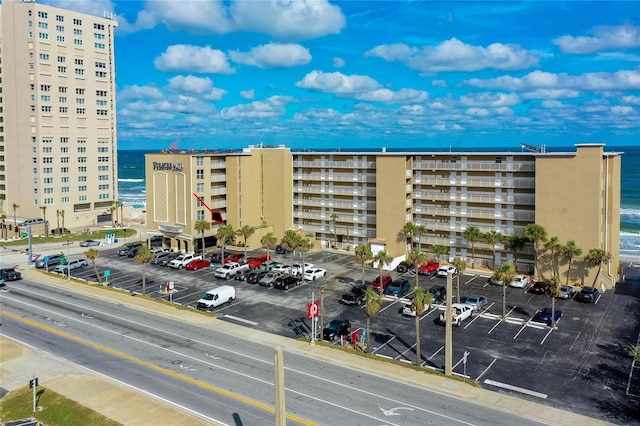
[621,208,640,216]
[118,178,144,183]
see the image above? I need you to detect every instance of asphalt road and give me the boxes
[1,278,551,426]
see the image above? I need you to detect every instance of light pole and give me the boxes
[66,237,71,282]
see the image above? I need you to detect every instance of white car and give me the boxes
[271,264,291,274]
[303,268,327,281]
[509,274,532,288]
[168,254,202,269]
[54,258,88,273]
[436,265,457,277]
[401,301,430,317]
[292,262,314,275]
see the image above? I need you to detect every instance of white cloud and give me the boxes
[220,96,293,119]
[622,95,640,105]
[154,45,234,74]
[553,24,640,54]
[296,71,381,94]
[354,88,428,104]
[118,85,164,101]
[167,75,227,101]
[333,57,346,68]
[365,38,539,74]
[229,43,311,68]
[431,80,448,88]
[46,0,115,18]
[459,93,520,107]
[240,89,255,100]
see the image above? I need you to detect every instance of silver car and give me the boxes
[465,295,488,312]
[558,285,578,299]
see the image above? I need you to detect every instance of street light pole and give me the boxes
[445,271,453,376]
[67,237,71,282]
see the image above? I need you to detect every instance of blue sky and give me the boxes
[42,1,640,150]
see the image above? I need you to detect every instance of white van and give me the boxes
[196,285,235,311]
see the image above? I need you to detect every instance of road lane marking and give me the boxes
[224,315,258,326]
[429,346,444,360]
[483,379,548,399]
[475,358,497,381]
[2,310,316,426]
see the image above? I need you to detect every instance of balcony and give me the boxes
[293,198,376,210]
[294,185,376,197]
[414,176,535,188]
[293,159,376,169]
[413,159,535,173]
[293,172,376,183]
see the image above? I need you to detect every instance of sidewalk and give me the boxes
[1,265,612,426]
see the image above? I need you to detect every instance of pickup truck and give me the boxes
[439,303,473,327]
[168,253,202,269]
[215,261,250,279]
[54,259,88,273]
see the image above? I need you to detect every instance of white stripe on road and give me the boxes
[223,315,258,326]
[475,358,497,381]
[484,379,547,399]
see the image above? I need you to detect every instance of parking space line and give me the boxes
[394,343,417,361]
[540,324,555,344]
[452,354,468,370]
[428,345,444,360]
[475,358,497,381]
[513,311,538,339]
[371,335,396,354]
[484,379,548,399]
[223,314,258,326]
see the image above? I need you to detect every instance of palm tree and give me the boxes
[484,230,503,268]
[55,209,61,234]
[194,219,211,254]
[354,244,373,286]
[237,225,255,256]
[452,257,467,303]
[544,236,562,277]
[1,214,6,240]
[113,200,120,225]
[494,262,517,319]
[109,205,117,227]
[215,224,236,264]
[407,249,427,289]
[546,276,561,329]
[60,209,66,233]
[430,245,447,263]
[414,224,428,250]
[402,222,415,253]
[134,246,155,295]
[463,226,482,266]
[282,229,302,273]
[505,234,525,270]
[412,287,432,366]
[12,203,19,235]
[261,232,278,260]
[373,250,392,296]
[561,240,582,285]
[586,248,611,287]
[364,287,382,353]
[40,206,48,236]
[524,224,548,279]
[298,238,314,277]
[330,213,338,248]
[85,248,102,285]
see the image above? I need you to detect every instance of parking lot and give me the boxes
[55,245,640,423]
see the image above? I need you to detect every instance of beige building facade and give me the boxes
[0,0,118,231]
[146,143,621,288]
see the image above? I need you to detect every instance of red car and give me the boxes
[418,260,440,275]
[185,258,211,270]
[224,253,245,263]
[247,253,271,268]
[370,274,393,292]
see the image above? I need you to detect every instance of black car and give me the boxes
[274,275,300,290]
[395,261,413,273]
[341,284,367,306]
[529,281,547,295]
[323,319,351,341]
[246,270,269,284]
[428,285,446,303]
[234,269,250,281]
[577,286,601,303]
[158,252,180,266]
[117,242,142,256]
[275,245,290,255]
[0,268,22,281]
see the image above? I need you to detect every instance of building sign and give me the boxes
[153,162,183,172]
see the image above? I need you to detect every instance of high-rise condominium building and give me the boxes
[145,143,622,288]
[0,0,118,232]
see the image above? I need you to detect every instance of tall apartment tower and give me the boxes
[0,0,118,231]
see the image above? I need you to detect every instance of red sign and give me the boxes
[307,301,319,319]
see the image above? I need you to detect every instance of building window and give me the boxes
[98,156,110,162]
[96,100,107,106]
[78,157,87,163]
[99,175,109,181]
[38,22,48,29]
[56,25,64,32]
[196,169,204,179]
[197,210,205,221]
[58,66,67,73]
[60,137,69,143]
[73,39,82,46]
[39,53,50,61]
[76,108,86,114]
[44,178,53,184]
[94,33,105,40]
[59,97,67,103]
[196,157,204,166]
[61,167,69,173]
[94,23,105,30]
[38,33,49,40]
[79,176,87,182]
[38,11,48,18]
[40,84,51,91]
[41,106,52,112]
[75,58,84,65]
[94,43,106,50]
[59,86,67,93]
[78,147,86,153]
[95,71,107,78]
[78,167,87,172]
[42,147,52,153]
[61,147,68,153]
[44,188,53,194]
[43,167,53,174]
[73,28,82,36]
[98,166,109,171]
[56,35,65,43]
[98,147,109,153]
[96,90,107,96]
[62,177,69,183]
[62,187,69,193]
[76,88,85,94]
[76,98,85,105]
[61,157,69,163]
[79,195,87,202]
[97,109,108,115]
[98,184,110,190]
[79,186,87,192]
[40,95,51,102]
[44,198,54,205]
[73,18,82,25]
[56,15,64,22]
[75,68,84,75]
[42,157,53,164]
[62,197,69,203]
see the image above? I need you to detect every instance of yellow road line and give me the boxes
[2,310,316,426]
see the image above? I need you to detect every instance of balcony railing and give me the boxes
[293,159,376,169]
[413,160,535,172]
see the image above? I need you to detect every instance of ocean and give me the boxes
[117,146,640,260]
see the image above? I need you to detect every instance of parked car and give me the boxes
[271,264,291,274]
[428,285,446,303]
[246,254,271,269]
[35,253,63,269]
[395,261,413,273]
[529,281,547,295]
[117,242,142,256]
[436,265,457,277]
[214,261,250,279]
[54,258,88,273]
[259,271,284,287]
[323,319,351,341]
[370,274,393,292]
[274,275,301,290]
[246,270,269,284]
[488,276,504,286]
[385,279,411,297]
[292,263,314,276]
[224,253,245,263]
[537,308,563,325]
[341,284,367,306]
[275,244,290,255]
[196,285,236,311]
[169,254,202,269]
[149,247,169,254]
[185,258,211,271]
[464,295,488,312]
[80,239,102,247]
[401,300,430,317]
[234,268,251,281]
[0,268,22,281]
[510,274,533,288]
[262,261,283,271]
[418,260,440,275]
[558,285,578,299]
[439,303,473,327]
[303,268,327,281]
[577,286,601,303]
[156,252,180,266]
[20,218,45,226]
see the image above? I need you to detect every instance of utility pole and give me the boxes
[445,271,453,376]
[274,347,286,426]
[320,286,325,341]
